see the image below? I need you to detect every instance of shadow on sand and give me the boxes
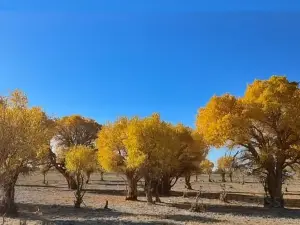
[13,202,222,225]
[167,201,300,219]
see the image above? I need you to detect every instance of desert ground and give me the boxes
[3,170,300,225]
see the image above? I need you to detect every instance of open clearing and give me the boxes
[3,171,300,225]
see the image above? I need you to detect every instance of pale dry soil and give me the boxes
[3,171,300,225]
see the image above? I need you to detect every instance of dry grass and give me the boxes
[2,171,300,224]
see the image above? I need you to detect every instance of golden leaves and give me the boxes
[97,113,209,179]
[217,156,234,171]
[0,90,53,171]
[55,115,101,148]
[196,76,300,150]
[200,159,214,174]
[65,145,97,173]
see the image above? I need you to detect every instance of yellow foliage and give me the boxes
[97,117,140,173]
[126,113,179,176]
[56,115,101,148]
[217,156,234,172]
[97,113,209,180]
[196,75,300,170]
[65,145,97,173]
[97,114,176,176]
[200,159,214,174]
[0,90,53,175]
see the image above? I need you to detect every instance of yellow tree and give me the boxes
[123,113,180,203]
[50,115,101,189]
[171,125,208,190]
[97,117,144,201]
[0,90,53,215]
[200,159,214,182]
[217,156,234,182]
[65,145,97,208]
[85,150,99,184]
[196,76,300,208]
[156,125,208,195]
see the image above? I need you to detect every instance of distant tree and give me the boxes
[200,159,214,182]
[41,164,52,184]
[65,145,97,208]
[217,156,234,182]
[196,76,300,208]
[50,115,101,189]
[0,90,53,216]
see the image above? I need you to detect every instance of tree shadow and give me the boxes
[163,214,223,223]
[170,190,300,208]
[95,183,127,186]
[51,219,169,224]
[52,214,222,225]
[167,201,300,219]
[14,202,223,224]
[16,203,131,222]
[84,188,145,197]
[16,184,66,189]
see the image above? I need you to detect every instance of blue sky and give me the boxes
[1,1,300,164]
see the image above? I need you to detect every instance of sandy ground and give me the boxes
[2,171,300,225]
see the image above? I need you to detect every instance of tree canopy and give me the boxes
[97,113,208,202]
[0,90,53,215]
[55,115,102,148]
[200,159,214,174]
[65,145,97,174]
[196,76,300,207]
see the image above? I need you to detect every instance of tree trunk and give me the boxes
[48,149,78,190]
[229,172,233,182]
[0,173,19,216]
[264,170,284,208]
[145,176,153,204]
[100,171,104,181]
[125,173,138,201]
[221,172,226,182]
[74,173,84,208]
[195,173,198,182]
[66,175,78,190]
[154,181,161,203]
[157,175,172,196]
[208,173,212,182]
[185,172,192,190]
[86,171,91,184]
[43,173,46,184]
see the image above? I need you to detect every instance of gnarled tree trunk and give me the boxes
[65,173,77,189]
[157,174,173,196]
[125,171,138,201]
[48,149,77,190]
[264,169,284,208]
[0,173,19,216]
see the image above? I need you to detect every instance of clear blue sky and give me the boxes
[1,1,300,164]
